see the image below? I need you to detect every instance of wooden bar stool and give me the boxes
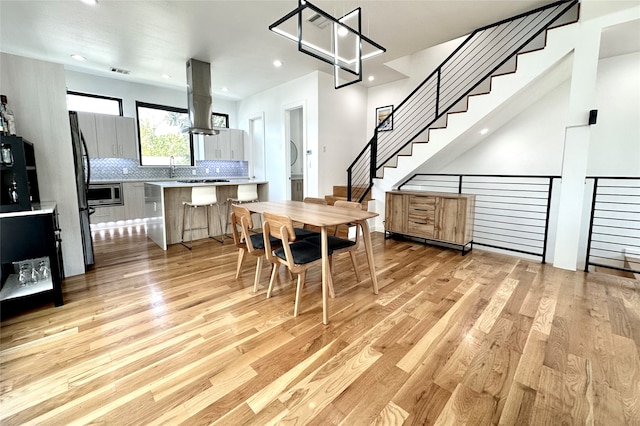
[181,186,224,249]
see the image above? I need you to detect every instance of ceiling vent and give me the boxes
[307,12,330,29]
[110,67,130,75]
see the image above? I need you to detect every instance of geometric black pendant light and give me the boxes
[269,0,386,89]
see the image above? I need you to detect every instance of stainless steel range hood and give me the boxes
[186,58,218,136]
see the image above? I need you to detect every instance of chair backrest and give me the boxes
[333,200,362,209]
[263,212,296,243]
[230,211,245,249]
[236,184,258,202]
[191,186,218,205]
[303,197,327,205]
[333,200,364,240]
[232,204,256,251]
[263,212,296,267]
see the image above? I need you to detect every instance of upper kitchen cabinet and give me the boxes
[76,112,137,159]
[76,112,99,158]
[203,128,244,161]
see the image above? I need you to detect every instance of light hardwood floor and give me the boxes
[1,225,639,425]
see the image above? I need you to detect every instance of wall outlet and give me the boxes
[216,167,220,173]
[192,169,197,175]
[122,167,128,174]
[205,168,209,174]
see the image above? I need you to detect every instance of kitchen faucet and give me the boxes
[169,156,176,178]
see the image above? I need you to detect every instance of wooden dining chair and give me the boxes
[305,200,363,290]
[263,211,326,317]
[294,197,327,237]
[230,204,281,292]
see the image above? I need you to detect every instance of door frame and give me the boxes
[283,101,306,200]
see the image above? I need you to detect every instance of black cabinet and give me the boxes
[1,135,39,213]
[0,204,64,315]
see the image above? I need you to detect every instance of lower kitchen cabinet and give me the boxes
[90,182,145,224]
[123,182,145,220]
[385,190,475,254]
[291,178,303,201]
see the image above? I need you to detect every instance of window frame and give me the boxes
[66,91,124,116]
[135,101,194,167]
[212,112,229,128]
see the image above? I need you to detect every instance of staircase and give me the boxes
[346,0,580,203]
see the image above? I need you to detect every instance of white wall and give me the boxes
[588,52,640,175]
[237,72,319,200]
[367,36,464,139]
[317,71,368,197]
[65,70,239,127]
[1,53,84,277]
[436,52,640,177]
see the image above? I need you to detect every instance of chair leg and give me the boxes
[253,256,263,293]
[327,256,335,298]
[266,263,278,298]
[294,270,306,317]
[235,248,246,279]
[180,204,189,248]
[349,251,361,282]
[210,203,224,243]
[225,199,231,235]
[180,205,195,250]
[189,206,194,248]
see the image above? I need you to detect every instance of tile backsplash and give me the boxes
[90,158,249,182]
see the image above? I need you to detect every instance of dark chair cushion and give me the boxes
[274,241,323,265]
[250,233,280,250]
[305,235,356,252]
[294,228,320,240]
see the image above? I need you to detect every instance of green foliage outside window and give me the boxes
[137,103,192,166]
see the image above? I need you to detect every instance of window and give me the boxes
[212,112,229,128]
[136,101,193,166]
[66,91,123,115]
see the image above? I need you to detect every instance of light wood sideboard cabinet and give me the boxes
[385,190,475,254]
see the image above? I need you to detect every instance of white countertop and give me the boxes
[145,180,267,188]
[0,202,57,219]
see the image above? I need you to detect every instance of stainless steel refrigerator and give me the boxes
[69,111,95,269]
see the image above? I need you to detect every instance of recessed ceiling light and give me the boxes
[80,0,98,5]
[337,26,349,37]
[221,87,229,92]
[273,60,283,67]
[480,128,489,135]
[161,74,171,79]
[71,54,86,61]
[368,76,375,82]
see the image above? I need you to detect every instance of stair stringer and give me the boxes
[368,23,579,232]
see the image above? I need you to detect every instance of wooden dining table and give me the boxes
[244,200,379,324]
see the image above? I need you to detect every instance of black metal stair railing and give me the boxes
[347,0,579,203]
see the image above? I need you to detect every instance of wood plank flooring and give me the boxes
[1,225,639,425]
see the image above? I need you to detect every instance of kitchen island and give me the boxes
[144,180,268,250]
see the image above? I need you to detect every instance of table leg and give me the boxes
[321,226,329,325]
[360,220,379,294]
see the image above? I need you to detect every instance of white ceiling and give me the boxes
[0,1,638,101]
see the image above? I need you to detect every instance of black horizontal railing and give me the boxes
[585,177,640,274]
[398,174,558,262]
[346,0,579,202]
